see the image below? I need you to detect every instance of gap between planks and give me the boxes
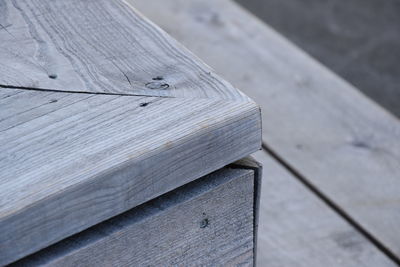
[261,143,400,266]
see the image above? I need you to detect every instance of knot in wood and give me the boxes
[145,81,169,90]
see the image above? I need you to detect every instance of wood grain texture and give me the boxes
[0,0,261,264]
[130,0,400,258]
[11,168,255,267]
[0,88,260,265]
[230,156,262,267]
[253,150,395,267]
[0,0,248,100]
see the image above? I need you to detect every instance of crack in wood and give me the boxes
[0,84,173,98]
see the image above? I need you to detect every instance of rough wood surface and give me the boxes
[11,168,255,267]
[229,156,262,266]
[253,150,395,267]
[0,87,260,265]
[130,0,400,258]
[0,0,248,101]
[0,1,261,264]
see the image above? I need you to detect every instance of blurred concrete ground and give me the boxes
[235,0,400,118]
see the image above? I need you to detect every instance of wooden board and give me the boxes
[0,0,248,101]
[0,89,260,265]
[253,150,395,267]
[11,166,257,267]
[230,156,263,265]
[0,1,261,265]
[130,0,400,259]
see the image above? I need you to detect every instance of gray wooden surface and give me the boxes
[253,150,395,267]
[0,0,261,264]
[0,90,259,265]
[235,0,400,118]
[131,0,400,260]
[0,0,248,101]
[231,156,263,265]
[12,168,255,267]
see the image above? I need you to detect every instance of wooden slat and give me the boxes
[0,0,248,100]
[11,167,256,267]
[0,88,260,265]
[130,0,400,258]
[253,150,395,267]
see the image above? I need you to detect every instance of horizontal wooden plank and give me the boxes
[0,88,261,265]
[130,0,400,258]
[253,150,395,267]
[11,167,256,267]
[0,0,248,101]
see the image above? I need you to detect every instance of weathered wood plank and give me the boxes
[0,88,261,265]
[253,150,395,267]
[0,0,262,264]
[11,167,256,267]
[130,0,400,258]
[230,156,262,265]
[0,0,248,100]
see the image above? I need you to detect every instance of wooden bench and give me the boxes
[0,0,261,265]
